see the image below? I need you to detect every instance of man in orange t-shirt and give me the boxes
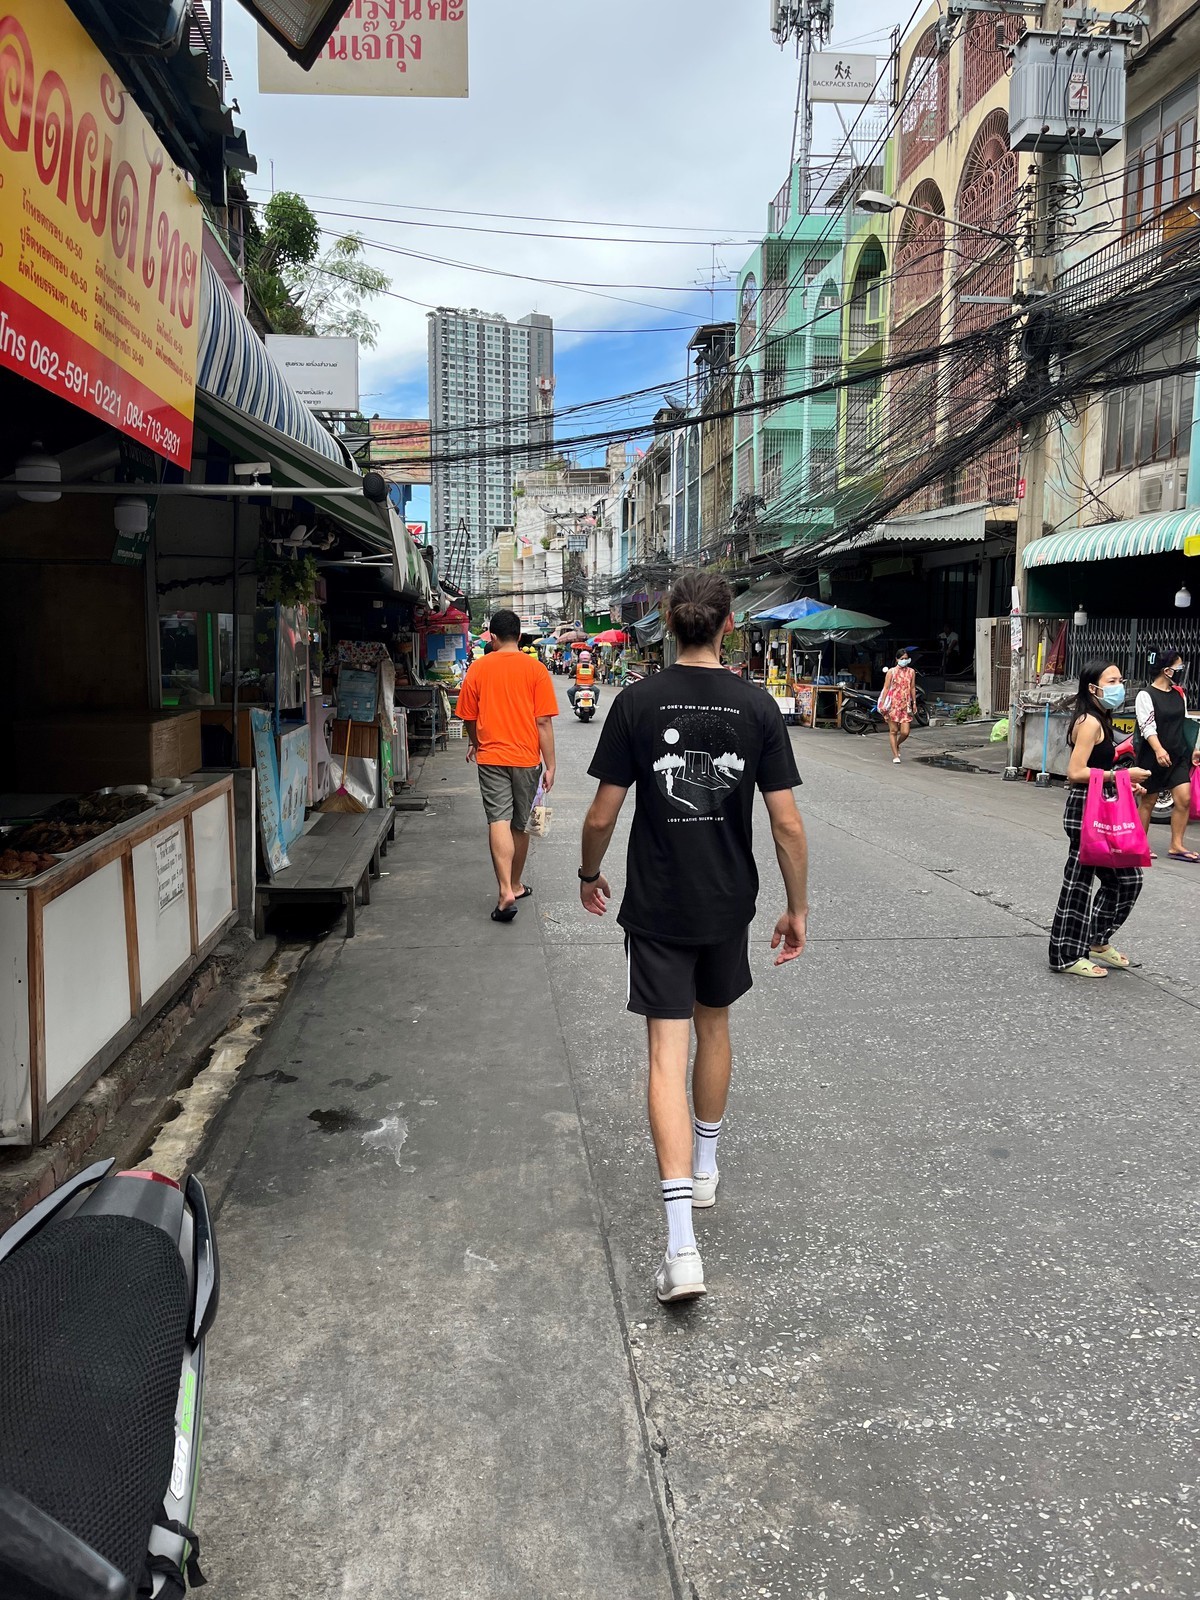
[456,609,559,922]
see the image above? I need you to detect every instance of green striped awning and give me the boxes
[1023,510,1200,568]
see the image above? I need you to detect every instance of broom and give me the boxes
[319,719,367,814]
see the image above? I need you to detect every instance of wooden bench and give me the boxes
[254,807,396,938]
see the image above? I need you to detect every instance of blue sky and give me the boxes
[222,2,898,449]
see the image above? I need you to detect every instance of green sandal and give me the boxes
[1059,958,1108,977]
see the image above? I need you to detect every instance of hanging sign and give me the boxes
[258,1,469,98]
[0,1,202,467]
[809,53,879,104]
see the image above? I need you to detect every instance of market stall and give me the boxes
[0,776,236,1146]
[783,608,888,728]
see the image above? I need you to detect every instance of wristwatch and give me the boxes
[578,868,601,883]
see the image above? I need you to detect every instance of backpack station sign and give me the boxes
[0,1,203,467]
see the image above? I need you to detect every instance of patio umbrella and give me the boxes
[592,629,628,645]
[751,597,831,625]
[782,606,888,643]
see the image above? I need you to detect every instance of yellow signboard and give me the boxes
[259,0,468,98]
[0,2,203,467]
[1187,535,1200,557]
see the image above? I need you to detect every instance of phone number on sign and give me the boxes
[20,335,183,461]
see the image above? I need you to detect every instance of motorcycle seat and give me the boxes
[0,1214,189,1588]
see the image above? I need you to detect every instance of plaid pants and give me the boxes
[1048,786,1143,970]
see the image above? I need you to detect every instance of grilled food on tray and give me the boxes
[0,849,59,880]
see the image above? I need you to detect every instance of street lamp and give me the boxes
[855,189,1014,243]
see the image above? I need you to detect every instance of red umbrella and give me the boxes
[592,629,628,645]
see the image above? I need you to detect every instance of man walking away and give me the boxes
[578,570,809,1303]
[457,609,558,923]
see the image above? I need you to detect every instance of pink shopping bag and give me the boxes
[1191,764,1200,822]
[1079,769,1152,868]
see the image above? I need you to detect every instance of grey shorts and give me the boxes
[477,764,542,830]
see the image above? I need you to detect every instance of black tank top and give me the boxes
[1142,682,1186,761]
[1070,714,1113,777]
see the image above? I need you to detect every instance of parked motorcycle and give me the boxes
[841,684,929,735]
[573,687,597,722]
[1114,734,1174,825]
[0,1158,219,1600]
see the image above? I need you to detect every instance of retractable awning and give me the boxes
[632,608,665,646]
[195,258,432,602]
[732,576,802,625]
[1023,510,1200,568]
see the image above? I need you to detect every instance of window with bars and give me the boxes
[737,369,755,437]
[899,32,949,181]
[962,12,1024,111]
[811,335,841,389]
[760,437,784,503]
[1102,326,1197,473]
[737,439,755,496]
[808,430,837,495]
[1123,80,1199,233]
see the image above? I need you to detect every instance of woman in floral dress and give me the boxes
[878,647,918,763]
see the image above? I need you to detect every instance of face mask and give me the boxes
[897,658,911,669]
[1168,663,1185,679]
[1098,684,1125,711]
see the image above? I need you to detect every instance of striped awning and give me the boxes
[195,259,432,602]
[198,258,345,466]
[1023,510,1200,568]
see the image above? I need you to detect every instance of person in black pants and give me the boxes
[1135,649,1200,863]
[1049,659,1151,977]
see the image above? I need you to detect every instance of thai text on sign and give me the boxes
[0,2,202,467]
[259,0,468,98]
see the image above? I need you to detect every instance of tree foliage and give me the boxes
[244,192,389,347]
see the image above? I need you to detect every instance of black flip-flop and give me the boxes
[514,886,533,900]
[490,904,519,922]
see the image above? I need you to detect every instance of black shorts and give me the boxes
[624,928,752,1019]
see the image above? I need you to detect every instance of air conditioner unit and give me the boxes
[1138,466,1188,515]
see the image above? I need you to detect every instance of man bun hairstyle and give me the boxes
[667,569,732,648]
[489,609,521,642]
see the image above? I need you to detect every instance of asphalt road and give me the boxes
[197,675,1199,1600]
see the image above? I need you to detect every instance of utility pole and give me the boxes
[1004,0,1063,780]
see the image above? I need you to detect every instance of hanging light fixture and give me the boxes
[15,442,61,503]
[1175,584,1192,609]
[114,498,150,536]
[1073,603,1088,626]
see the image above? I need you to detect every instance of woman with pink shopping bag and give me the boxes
[1049,661,1152,977]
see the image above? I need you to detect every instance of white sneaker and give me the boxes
[692,1168,720,1209]
[655,1247,706,1303]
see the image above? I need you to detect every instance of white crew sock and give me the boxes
[693,1116,722,1176]
[661,1179,697,1257]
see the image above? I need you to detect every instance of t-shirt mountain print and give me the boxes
[589,665,801,945]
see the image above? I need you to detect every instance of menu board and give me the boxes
[278,725,310,852]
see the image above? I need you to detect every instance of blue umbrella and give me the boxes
[751,596,831,624]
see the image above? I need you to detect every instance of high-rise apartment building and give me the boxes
[427,308,554,583]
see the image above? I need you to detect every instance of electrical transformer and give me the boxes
[1008,33,1128,155]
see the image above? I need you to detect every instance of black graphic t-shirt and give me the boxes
[588,665,802,945]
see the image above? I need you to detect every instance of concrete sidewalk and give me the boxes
[195,755,681,1599]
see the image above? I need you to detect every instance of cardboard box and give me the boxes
[12,712,202,791]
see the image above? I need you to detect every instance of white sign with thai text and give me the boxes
[258,1,468,98]
[155,828,186,914]
[265,336,360,411]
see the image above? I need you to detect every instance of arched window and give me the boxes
[815,280,840,316]
[954,109,1018,286]
[953,111,1020,503]
[849,243,886,355]
[893,180,945,319]
[738,276,758,351]
[898,28,949,181]
[737,368,755,439]
[963,12,1024,112]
